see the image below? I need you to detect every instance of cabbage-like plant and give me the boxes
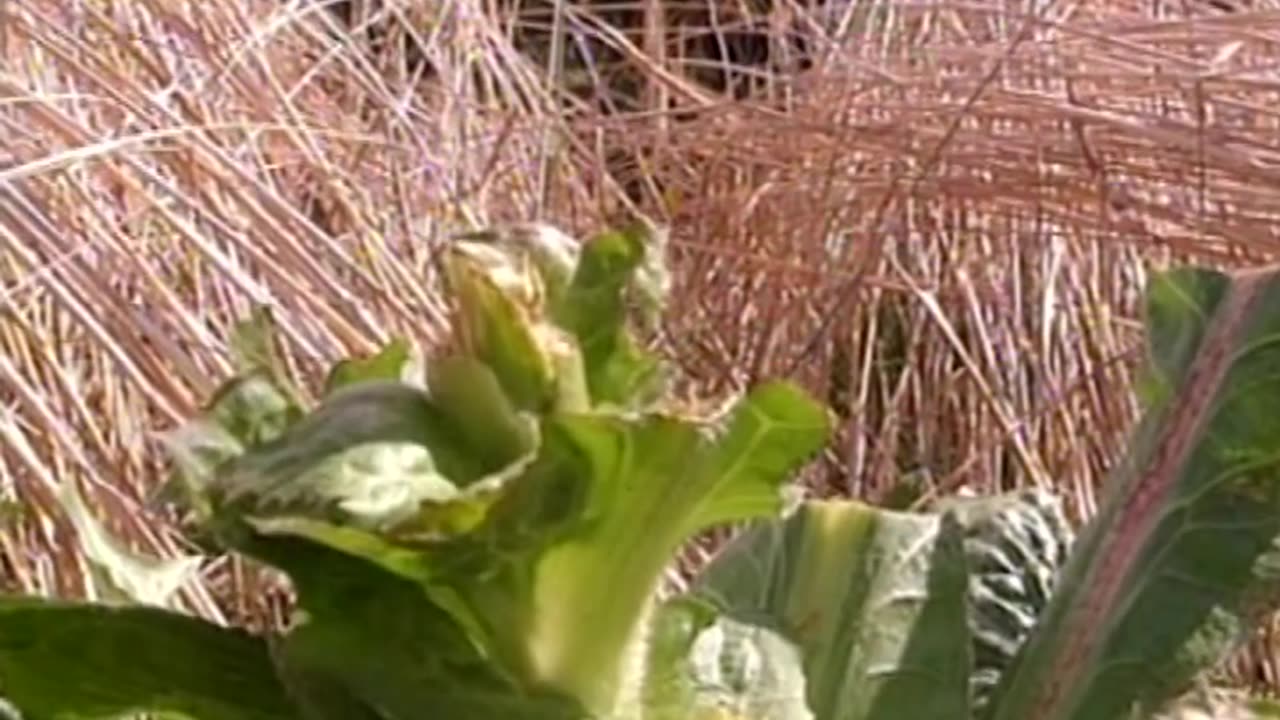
[2,223,1280,720]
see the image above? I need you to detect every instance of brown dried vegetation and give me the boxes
[4,0,1280,695]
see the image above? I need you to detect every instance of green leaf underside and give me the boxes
[0,598,297,720]
[677,501,971,720]
[986,267,1280,720]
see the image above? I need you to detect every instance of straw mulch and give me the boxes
[3,0,1280,693]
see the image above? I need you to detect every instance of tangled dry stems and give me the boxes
[3,0,1280,694]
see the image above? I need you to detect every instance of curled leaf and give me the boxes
[56,480,202,609]
[444,240,563,412]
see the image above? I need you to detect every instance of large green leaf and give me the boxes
[671,500,972,720]
[0,598,298,720]
[134,223,830,718]
[985,266,1280,720]
[231,380,827,716]
[201,369,542,567]
[239,535,582,720]
[332,379,825,716]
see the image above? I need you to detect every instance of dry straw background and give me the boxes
[3,0,1280,699]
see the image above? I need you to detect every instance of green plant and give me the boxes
[3,224,1280,720]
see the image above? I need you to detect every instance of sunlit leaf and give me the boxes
[672,501,971,720]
